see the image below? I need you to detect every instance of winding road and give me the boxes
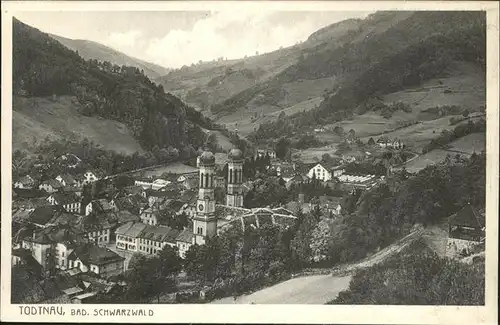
[211,226,425,304]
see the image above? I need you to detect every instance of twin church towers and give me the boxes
[193,147,244,244]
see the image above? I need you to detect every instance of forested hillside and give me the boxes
[49,33,170,79]
[218,11,485,141]
[13,18,218,154]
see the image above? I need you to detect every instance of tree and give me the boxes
[310,219,334,262]
[275,137,291,160]
[368,137,376,146]
[158,245,183,280]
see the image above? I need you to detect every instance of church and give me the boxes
[192,147,297,245]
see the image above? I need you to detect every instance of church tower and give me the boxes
[226,147,244,207]
[193,149,217,245]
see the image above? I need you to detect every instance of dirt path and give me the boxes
[211,227,425,304]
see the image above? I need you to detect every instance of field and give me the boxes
[211,274,352,304]
[13,96,145,155]
[448,132,486,154]
[132,162,198,178]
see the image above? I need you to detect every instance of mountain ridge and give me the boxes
[48,33,171,79]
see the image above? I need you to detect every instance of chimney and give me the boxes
[298,193,305,204]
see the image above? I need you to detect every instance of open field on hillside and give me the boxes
[13,96,145,155]
[131,162,198,178]
[382,62,485,112]
[448,132,486,154]
[278,77,337,108]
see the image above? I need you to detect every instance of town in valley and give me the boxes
[10,10,487,305]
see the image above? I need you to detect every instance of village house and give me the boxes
[14,175,36,189]
[85,199,114,216]
[46,193,81,214]
[151,178,171,190]
[39,179,63,193]
[79,170,100,185]
[307,162,344,182]
[25,205,80,229]
[137,225,180,255]
[337,174,380,191]
[75,213,114,246]
[21,224,87,272]
[134,178,154,189]
[446,204,485,259]
[112,194,148,216]
[55,174,78,187]
[146,189,179,208]
[377,136,392,148]
[115,222,147,253]
[67,244,124,278]
[175,229,193,258]
[285,174,309,190]
[58,154,82,168]
[139,207,162,226]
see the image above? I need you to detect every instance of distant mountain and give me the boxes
[190,11,485,140]
[49,33,170,79]
[13,17,217,154]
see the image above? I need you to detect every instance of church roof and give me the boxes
[199,150,215,166]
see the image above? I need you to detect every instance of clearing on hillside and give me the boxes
[13,96,145,155]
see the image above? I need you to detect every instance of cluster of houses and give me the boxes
[11,145,483,303]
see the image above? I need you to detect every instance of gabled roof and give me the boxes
[115,222,146,237]
[450,204,485,229]
[40,179,63,189]
[14,188,48,199]
[57,174,76,185]
[68,244,124,266]
[147,189,179,199]
[175,229,193,243]
[30,225,85,246]
[49,193,80,205]
[138,225,180,244]
[29,205,66,225]
[16,175,35,185]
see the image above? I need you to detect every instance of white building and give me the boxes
[46,193,81,214]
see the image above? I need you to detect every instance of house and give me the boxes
[377,136,392,148]
[113,194,148,216]
[178,173,200,190]
[392,138,405,150]
[285,174,309,189]
[116,185,147,198]
[446,204,485,259]
[67,244,124,278]
[115,222,147,253]
[75,213,114,246]
[151,179,171,190]
[80,170,100,185]
[21,224,87,271]
[134,178,154,189]
[146,189,179,207]
[139,207,161,226]
[279,167,296,183]
[39,179,63,193]
[318,196,342,216]
[55,174,78,187]
[137,225,180,255]
[307,163,333,182]
[175,229,193,258]
[85,199,114,216]
[14,175,36,189]
[27,205,80,228]
[58,154,82,168]
[46,193,81,214]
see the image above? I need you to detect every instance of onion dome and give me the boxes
[228,148,243,161]
[199,150,215,166]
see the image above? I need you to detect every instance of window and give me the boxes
[62,252,65,257]
[197,227,203,235]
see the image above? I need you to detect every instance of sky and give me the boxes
[14,10,372,69]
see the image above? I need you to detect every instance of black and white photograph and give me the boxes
[1,1,498,324]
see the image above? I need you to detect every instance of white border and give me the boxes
[1,2,498,324]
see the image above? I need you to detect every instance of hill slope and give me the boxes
[49,33,170,79]
[13,96,144,155]
[246,11,486,141]
[155,17,362,111]
[13,17,216,155]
